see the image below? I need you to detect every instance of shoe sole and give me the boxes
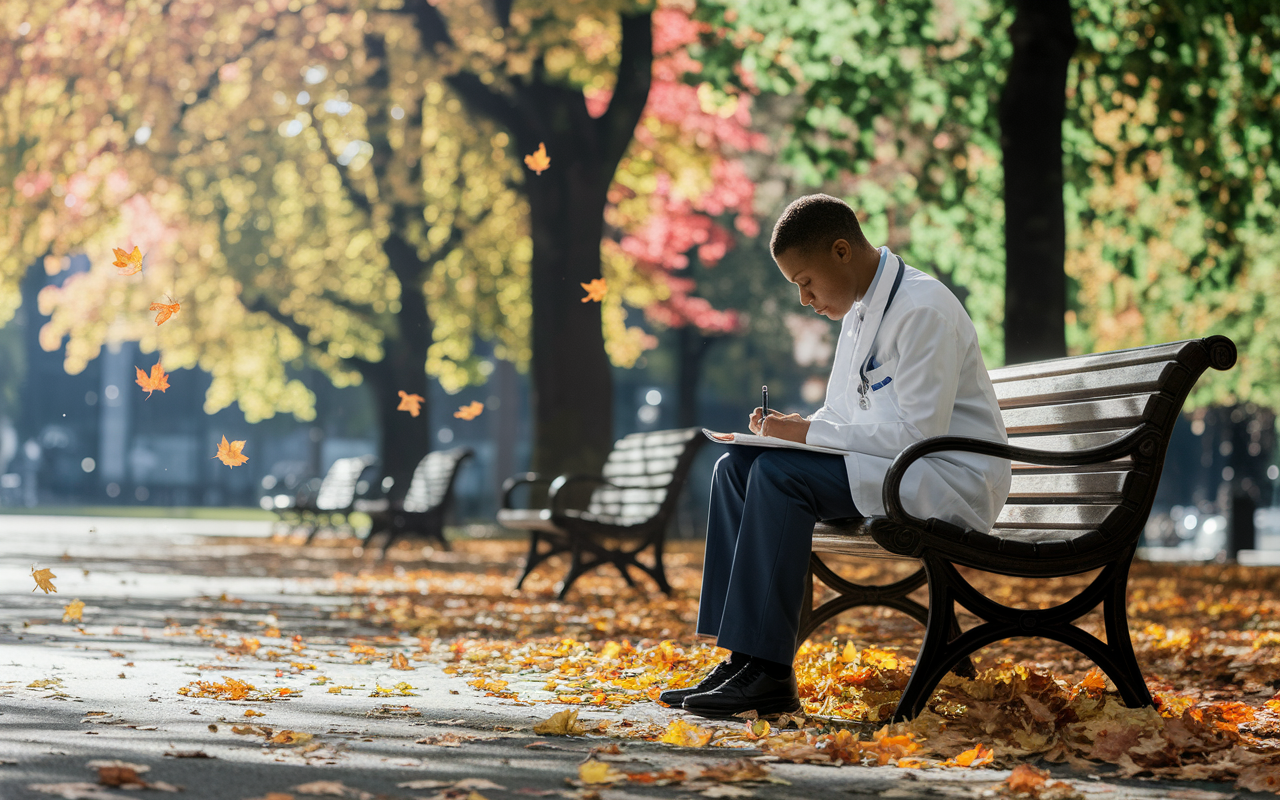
[680,700,802,721]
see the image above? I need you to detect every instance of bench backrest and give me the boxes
[985,335,1235,540]
[586,427,705,526]
[402,447,473,514]
[315,456,374,511]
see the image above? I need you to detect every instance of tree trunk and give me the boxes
[1000,0,1077,365]
[441,12,653,488]
[675,326,713,428]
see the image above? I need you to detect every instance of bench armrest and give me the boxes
[882,426,1157,527]
[547,474,618,516]
[501,472,554,509]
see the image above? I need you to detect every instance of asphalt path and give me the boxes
[0,515,1257,799]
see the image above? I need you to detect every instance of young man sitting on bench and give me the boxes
[663,193,1012,719]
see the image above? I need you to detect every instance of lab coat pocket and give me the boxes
[865,358,898,393]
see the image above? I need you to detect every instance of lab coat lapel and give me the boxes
[849,250,901,388]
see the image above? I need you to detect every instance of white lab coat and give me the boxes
[805,247,1011,533]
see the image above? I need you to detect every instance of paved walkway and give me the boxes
[0,516,1260,799]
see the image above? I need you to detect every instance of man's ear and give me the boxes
[831,238,852,262]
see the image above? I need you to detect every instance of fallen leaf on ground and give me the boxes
[162,751,211,759]
[946,743,995,768]
[267,730,313,745]
[533,709,586,736]
[580,278,606,303]
[113,246,143,275]
[524,142,550,174]
[699,759,774,783]
[212,435,248,467]
[244,709,266,718]
[658,719,714,748]
[135,363,170,398]
[62,599,85,622]
[32,565,57,593]
[390,652,413,670]
[396,391,424,417]
[578,760,626,785]
[289,781,372,799]
[29,782,116,799]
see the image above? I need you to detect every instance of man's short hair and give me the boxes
[769,194,870,260]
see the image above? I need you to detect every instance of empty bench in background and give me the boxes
[361,446,474,558]
[799,335,1237,721]
[497,427,706,599]
[270,455,376,543]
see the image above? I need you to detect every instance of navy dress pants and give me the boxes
[696,445,861,667]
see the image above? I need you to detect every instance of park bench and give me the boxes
[497,427,706,599]
[272,455,376,543]
[800,334,1237,721]
[361,446,474,558]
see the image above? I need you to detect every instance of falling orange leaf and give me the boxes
[453,400,484,420]
[580,278,606,303]
[62,599,85,622]
[112,246,143,275]
[397,390,424,417]
[524,142,550,175]
[149,295,180,325]
[135,363,170,398]
[212,435,248,468]
[31,566,57,594]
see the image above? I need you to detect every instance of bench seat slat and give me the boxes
[993,503,1117,529]
[1001,394,1157,435]
[988,340,1191,384]
[994,362,1173,408]
[1008,470,1131,501]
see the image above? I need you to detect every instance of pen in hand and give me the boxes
[761,385,769,434]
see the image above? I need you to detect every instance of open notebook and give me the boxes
[701,428,850,456]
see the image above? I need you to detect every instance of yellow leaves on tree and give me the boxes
[533,709,587,736]
[453,400,484,420]
[397,390,424,417]
[580,277,607,303]
[135,363,170,398]
[524,142,550,175]
[62,599,85,623]
[31,566,57,594]
[213,435,248,468]
[149,296,180,325]
[112,246,143,275]
[657,718,714,748]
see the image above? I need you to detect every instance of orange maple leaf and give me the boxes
[212,435,248,468]
[453,400,484,420]
[947,743,994,768]
[524,142,550,175]
[31,565,57,594]
[397,390,424,418]
[149,295,180,326]
[112,246,143,275]
[135,363,170,399]
[580,278,607,303]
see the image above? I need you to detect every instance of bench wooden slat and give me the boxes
[315,457,371,511]
[1005,429,1133,451]
[993,503,1117,529]
[994,362,1174,409]
[988,340,1191,383]
[402,448,471,513]
[1008,470,1132,502]
[1001,394,1158,435]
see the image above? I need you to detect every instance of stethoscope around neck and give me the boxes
[856,255,906,410]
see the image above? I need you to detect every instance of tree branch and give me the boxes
[245,296,377,371]
[314,124,376,217]
[596,11,653,174]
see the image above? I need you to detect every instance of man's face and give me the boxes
[775,238,859,320]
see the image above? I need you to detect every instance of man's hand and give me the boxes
[749,408,811,443]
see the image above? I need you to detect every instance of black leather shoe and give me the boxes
[681,661,801,719]
[657,658,745,707]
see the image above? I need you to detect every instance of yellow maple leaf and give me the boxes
[453,400,484,420]
[532,709,586,736]
[390,652,414,670]
[212,435,248,468]
[658,718,714,748]
[397,390,424,417]
[62,599,85,622]
[149,295,180,325]
[578,759,625,785]
[244,709,266,718]
[31,565,57,594]
[524,142,550,175]
[112,246,143,275]
[135,363,170,399]
[580,278,607,303]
